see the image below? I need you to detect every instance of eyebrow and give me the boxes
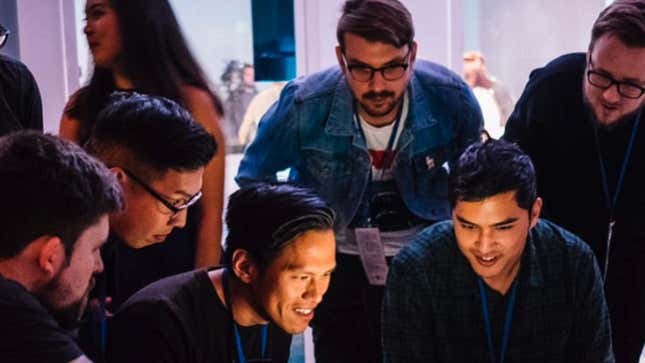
[345,54,408,68]
[285,264,337,274]
[455,215,518,227]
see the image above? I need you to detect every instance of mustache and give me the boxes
[363,91,395,100]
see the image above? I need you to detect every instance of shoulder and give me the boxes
[412,59,469,90]
[0,54,34,80]
[120,269,208,310]
[520,53,586,101]
[290,66,344,102]
[0,278,83,361]
[392,221,458,273]
[530,219,596,271]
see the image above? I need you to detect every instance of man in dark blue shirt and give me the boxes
[382,140,614,362]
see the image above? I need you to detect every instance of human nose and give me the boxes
[169,208,188,228]
[302,277,329,305]
[476,229,496,254]
[601,82,621,103]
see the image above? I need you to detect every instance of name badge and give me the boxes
[354,227,388,286]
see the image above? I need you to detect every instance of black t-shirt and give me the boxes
[107,268,292,363]
[0,54,43,135]
[0,275,83,363]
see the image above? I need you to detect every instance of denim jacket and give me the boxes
[236,60,482,228]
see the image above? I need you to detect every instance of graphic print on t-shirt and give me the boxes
[358,93,409,181]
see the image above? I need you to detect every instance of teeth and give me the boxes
[481,256,495,262]
[295,308,312,315]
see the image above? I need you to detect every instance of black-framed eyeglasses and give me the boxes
[342,47,411,82]
[122,169,202,215]
[0,25,10,49]
[587,61,645,99]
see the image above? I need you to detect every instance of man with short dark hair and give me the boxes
[236,1,482,361]
[85,91,217,306]
[0,131,124,363]
[107,183,337,363]
[383,140,614,362]
[79,91,217,361]
[503,1,645,360]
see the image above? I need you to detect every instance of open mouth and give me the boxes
[475,255,499,267]
[294,308,314,319]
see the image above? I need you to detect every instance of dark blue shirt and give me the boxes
[382,219,614,362]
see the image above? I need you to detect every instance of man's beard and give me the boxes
[358,90,401,118]
[583,91,644,130]
[34,273,93,331]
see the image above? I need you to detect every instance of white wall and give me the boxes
[294,0,607,99]
[16,0,80,133]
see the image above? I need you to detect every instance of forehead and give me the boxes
[453,191,527,224]
[590,34,645,82]
[343,33,409,66]
[86,0,109,8]
[151,168,204,195]
[269,229,336,272]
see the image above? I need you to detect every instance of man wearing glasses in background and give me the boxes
[236,1,482,361]
[0,23,43,135]
[504,1,645,361]
[79,91,216,362]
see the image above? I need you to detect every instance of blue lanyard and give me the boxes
[353,102,404,159]
[222,269,268,363]
[478,278,518,363]
[594,109,641,216]
[592,109,641,281]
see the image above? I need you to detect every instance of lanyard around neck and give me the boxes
[222,269,268,363]
[593,108,642,217]
[354,101,404,156]
[478,278,518,363]
[592,108,642,281]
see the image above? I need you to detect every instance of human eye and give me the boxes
[460,223,477,230]
[495,224,514,231]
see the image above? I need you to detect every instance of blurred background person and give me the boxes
[238,81,286,146]
[59,0,226,275]
[221,60,256,151]
[0,23,42,136]
[463,51,514,139]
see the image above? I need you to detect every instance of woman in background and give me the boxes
[60,0,225,274]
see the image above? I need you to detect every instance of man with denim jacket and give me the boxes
[236,1,482,361]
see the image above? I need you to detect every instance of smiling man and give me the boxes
[382,140,614,362]
[106,183,337,363]
[503,1,645,361]
[236,1,482,361]
[0,131,123,363]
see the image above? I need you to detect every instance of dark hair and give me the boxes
[589,0,645,52]
[66,0,224,143]
[0,131,124,259]
[86,92,217,177]
[337,0,414,51]
[224,183,336,268]
[449,140,537,211]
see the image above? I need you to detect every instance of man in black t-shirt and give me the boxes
[0,132,123,363]
[504,1,645,361]
[108,183,337,363]
[78,92,217,361]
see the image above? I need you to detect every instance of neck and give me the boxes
[0,260,34,292]
[358,99,403,128]
[209,269,268,327]
[112,68,135,90]
[482,260,521,295]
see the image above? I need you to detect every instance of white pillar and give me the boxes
[16,0,80,133]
